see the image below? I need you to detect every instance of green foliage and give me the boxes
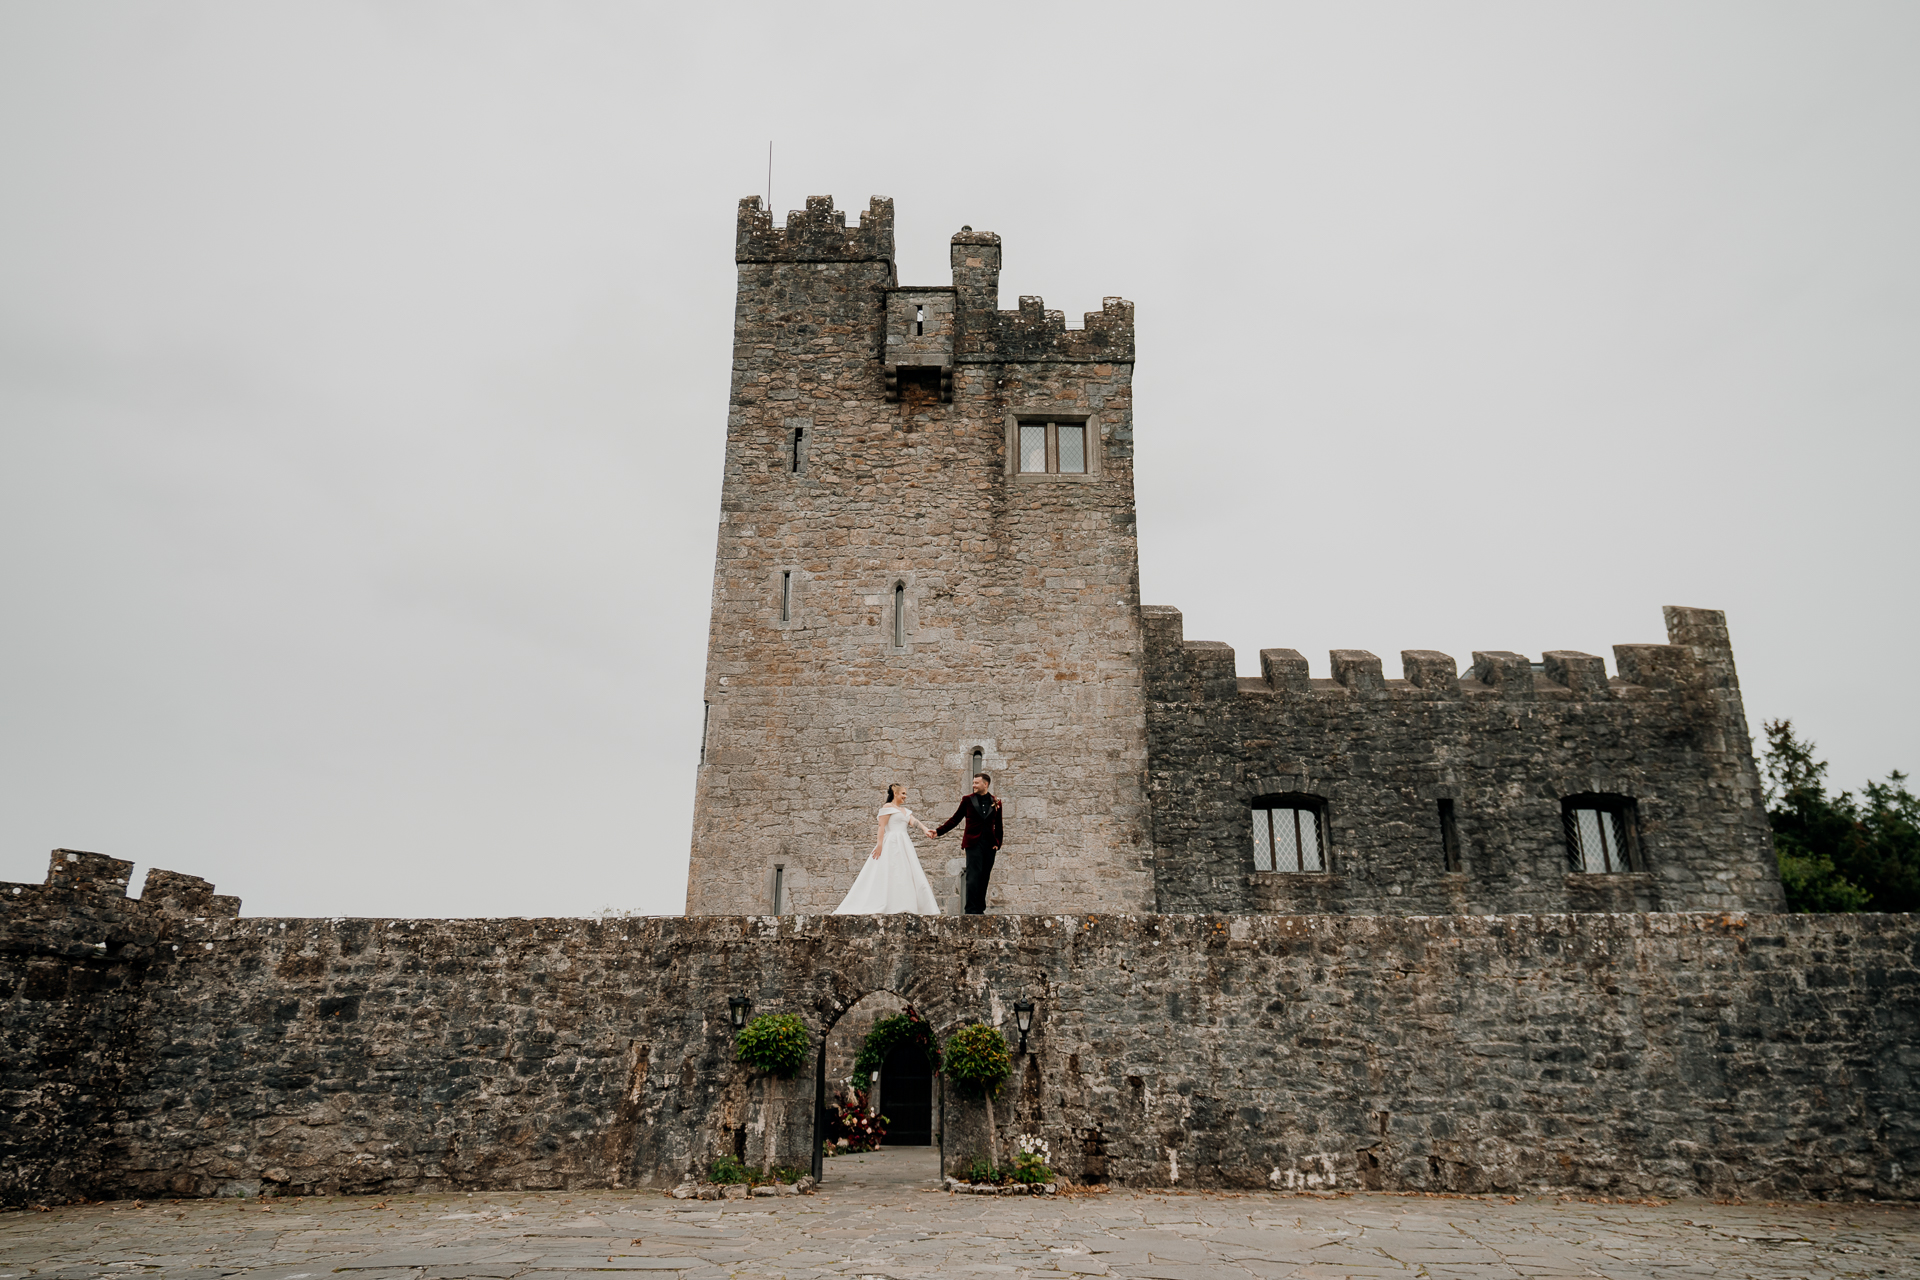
[735,1013,810,1078]
[709,1155,806,1185]
[954,1151,1050,1186]
[944,1021,1011,1100]
[849,1006,942,1094]
[960,1155,1001,1185]
[1009,1149,1054,1185]
[1764,720,1919,913]
[708,1155,751,1185]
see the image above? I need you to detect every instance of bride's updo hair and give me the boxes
[885,783,902,804]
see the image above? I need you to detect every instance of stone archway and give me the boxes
[806,979,960,1184]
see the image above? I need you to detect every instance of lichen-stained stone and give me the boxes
[3,852,1913,1206]
[688,195,1154,917]
[1142,605,1785,916]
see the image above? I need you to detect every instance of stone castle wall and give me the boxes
[1143,605,1784,917]
[5,852,1911,1206]
[686,196,1154,917]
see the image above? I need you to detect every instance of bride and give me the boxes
[832,784,941,915]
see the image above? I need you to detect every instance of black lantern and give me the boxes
[728,995,751,1029]
[1013,998,1035,1054]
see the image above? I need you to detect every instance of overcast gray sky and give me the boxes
[2,3,1914,919]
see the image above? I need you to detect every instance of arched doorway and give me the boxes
[812,990,943,1187]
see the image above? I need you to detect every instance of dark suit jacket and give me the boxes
[936,793,1003,850]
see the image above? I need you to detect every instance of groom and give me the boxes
[932,773,1003,915]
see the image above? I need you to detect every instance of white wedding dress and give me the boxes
[832,805,941,915]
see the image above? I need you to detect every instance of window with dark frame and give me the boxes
[1015,420,1089,475]
[1562,794,1640,873]
[1438,799,1462,872]
[1251,795,1328,873]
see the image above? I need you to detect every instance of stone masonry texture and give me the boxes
[687,196,1153,917]
[4,851,1914,1208]
[1144,605,1786,917]
[688,196,1782,920]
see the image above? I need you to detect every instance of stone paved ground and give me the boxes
[3,1148,1915,1280]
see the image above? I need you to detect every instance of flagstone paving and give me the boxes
[3,1151,1914,1280]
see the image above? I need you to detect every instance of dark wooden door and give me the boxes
[880,1040,933,1145]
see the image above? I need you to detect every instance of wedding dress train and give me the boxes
[832,805,941,915]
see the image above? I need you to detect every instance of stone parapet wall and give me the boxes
[1142,605,1784,916]
[3,853,1911,1206]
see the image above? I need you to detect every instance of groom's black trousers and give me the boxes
[963,845,998,915]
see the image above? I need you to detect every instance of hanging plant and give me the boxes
[850,1006,942,1093]
[943,1021,1011,1100]
[735,1013,809,1079]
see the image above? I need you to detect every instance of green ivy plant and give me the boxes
[850,1006,942,1093]
[735,1013,809,1078]
[943,1022,1010,1099]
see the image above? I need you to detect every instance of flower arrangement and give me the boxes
[823,1087,888,1153]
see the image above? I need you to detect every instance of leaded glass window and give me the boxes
[1020,424,1048,473]
[1057,424,1085,473]
[1562,795,1639,873]
[1015,419,1093,475]
[1251,796,1327,873]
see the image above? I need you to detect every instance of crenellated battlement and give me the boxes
[735,194,894,264]
[1144,605,1735,704]
[2,848,241,921]
[985,295,1135,362]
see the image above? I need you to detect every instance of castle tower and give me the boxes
[685,195,1155,916]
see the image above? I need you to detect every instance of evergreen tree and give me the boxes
[1763,719,1919,913]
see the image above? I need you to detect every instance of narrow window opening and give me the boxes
[781,571,792,623]
[1438,799,1461,872]
[772,865,785,915]
[790,427,804,474]
[892,581,905,648]
[700,700,710,766]
[970,747,984,778]
[914,304,925,336]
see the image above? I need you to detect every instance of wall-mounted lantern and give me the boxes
[729,995,752,1030]
[1013,998,1035,1054]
